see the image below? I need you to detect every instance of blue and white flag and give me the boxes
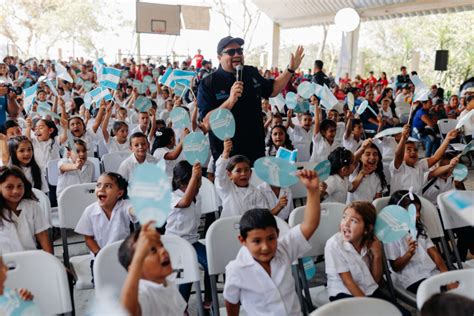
[89,86,112,104]
[54,61,73,83]
[93,57,106,73]
[160,68,195,89]
[45,79,59,97]
[23,83,38,113]
[98,67,121,90]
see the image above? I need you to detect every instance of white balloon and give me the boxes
[334,8,360,32]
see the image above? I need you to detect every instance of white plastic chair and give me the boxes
[310,297,401,316]
[58,183,97,291]
[46,158,61,186]
[205,215,289,316]
[437,190,474,269]
[3,250,72,315]
[93,236,206,316]
[200,177,220,216]
[101,150,132,173]
[437,118,466,152]
[89,156,101,181]
[32,188,52,226]
[288,202,346,309]
[97,138,109,158]
[416,269,474,309]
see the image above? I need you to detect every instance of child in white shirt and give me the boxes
[215,139,268,218]
[390,124,458,195]
[151,127,188,179]
[26,118,60,173]
[310,105,338,164]
[257,181,293,221]
[60,115,101,157]
[118,132,158,181]
[422,153,458,207]
[57,139,94,197]
[119,221,186,316]
[342,115,363,153]
[286,110,313,161]
[224,170,321,316]
[101,104,130,153]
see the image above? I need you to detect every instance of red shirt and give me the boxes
[193,54,204,68]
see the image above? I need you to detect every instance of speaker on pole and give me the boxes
[435,50,448,71]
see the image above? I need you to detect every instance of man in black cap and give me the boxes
[197,36,304,164]
[312,59,330,87]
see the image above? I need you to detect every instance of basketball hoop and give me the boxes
[151,20,166,34]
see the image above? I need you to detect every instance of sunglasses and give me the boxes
[221,48,243,56]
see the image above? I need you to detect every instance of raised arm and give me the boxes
[298,169,321,240]
[426,129,458,168]
[92,100,106,133]
[271,46,304,97]
[285,109,294,129]
[313,105,321,136]
[175,163,202,208]
[428,156,458,180]
[101,103,113,143]
[163,128,190,160]
[344,112,354,140]
[394,124,410,169]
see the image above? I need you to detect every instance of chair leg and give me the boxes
[210,274,220,316]
[298,259,314,312]
[292,266,308,316]
[381,245,396,301]
[194,281,206,316]
[447,229,464,269]
[440,237,455,270]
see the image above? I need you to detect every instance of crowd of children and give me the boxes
[0,55,473,316]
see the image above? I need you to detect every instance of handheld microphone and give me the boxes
[236,64,243,82]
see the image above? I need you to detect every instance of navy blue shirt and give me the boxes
[197,65,274,164]
[360,101,379,130]
[0,96,6,126]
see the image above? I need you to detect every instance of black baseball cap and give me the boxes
[217,36,244,54]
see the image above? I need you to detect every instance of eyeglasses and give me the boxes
[221,48,244,56]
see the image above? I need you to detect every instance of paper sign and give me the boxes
[152,69,160,78]
[269,94,286,112]
[456,111,474,130]
[183,132,210,165]
[0,288,42,316]
[302,257,316,280]
[294,100,310,114]
[174,82,188,98]
[84,93,93,110]
[133,79,141,88]
[74,77,84,85]
[347,92,355,111]
[375,205,411,243]
[129,163,171,228]
[137,82,148,95]
[460,140,474,156]
[170,107,191,129]
[149,84,158,94]
[134,96,152,113]
[209,108,236,141]
[285,92,298,109]
[67,130,77,154]
[314,159,331,182]
[357,100,377,116]
[254,157,298,188]
[276,147,297,163]
[453,163,468,181]
[157,157,166,172]
[320,84,339,110]
[143,75,153,85]
[374,127,404,139]
[407,204,417,240]
[413,89,430,102]
[297,81,315,99]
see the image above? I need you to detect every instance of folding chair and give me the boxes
[437,190,474,269]
[32,188,54,252]
[200,176,221,218]
[58,183,97,293]
[46,158,61,186]
[205,215,289,316]
[416,269,474,310]
[310,297,401,316]
[288,202,346,311]
[89,156,102,181]
[97,138,109,158]
[93,236,207,316]
[3,250,72,315]
[101,150,132,173]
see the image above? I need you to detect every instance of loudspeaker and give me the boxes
[435,50,448,71]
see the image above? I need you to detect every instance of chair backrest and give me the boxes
[58,183,97,229]
[199,177,220,215]
[206,215,290,275]
[416,269,474,309]
[94,235,202,295]
[89,156,102,181]
[373,196,445,238]
[437,118,457,137]
[46,158,60,186]
[4,250,72,315]
[32,188,52,226]
[101,151,132,173]
[288,202,345,257]
[310,297,401,316]
[437,190,474,229]
[97,138,109,158]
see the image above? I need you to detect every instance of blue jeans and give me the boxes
[178,242,211,302]
[414,131,440,157]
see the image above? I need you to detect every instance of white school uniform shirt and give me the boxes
[224,225,311,316]
[31,136,60,171]
[385,234,439,289]
[390,159,429,195]
[138,278,186,316]
[78,127,98,157]
[422,176,454,208]
[288,125,312,162]
[310,133,338,164]
[153,147,184,179]
[166,190,202,244]
[117,153,159,181]
[0,220,24,254]
[0,199,50,252]
[325,232,379,297]
[57,158,95,198]
[20,165,49,193]
[75,200,136,251]
[347,168,382,203]
[215,157,269,218]
[459,109,474,136]
[131,124,148,135]
[324,174,351,204]
[257,182,294,220]
[342,135,362,153]
[105,137,130,153]
[373,137,397,160]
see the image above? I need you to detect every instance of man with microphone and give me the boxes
[198,36,304,164]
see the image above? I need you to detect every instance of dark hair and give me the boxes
[129,132,148,146]
[239,208,278,239]
[0,166,38,223]
[328,147,353,175]
[266,124,294,154]
[8,136,42,190]
[68,116,86,136]
[388,190,426,238]
[34,119,58,153]
[226,155,251,172]
[351,118,362,129]
[100,172,128,200]
[2,120,20,134]
[420,293,474,316]
[118,229,140,270]
[314,60,324,69]
[345,201,376,247]
[320,119,337,133]
[67,138,88,152]
[151,127,175,154]
[358,143,387,190]
[111,120,129,137]
[466,95,474,104]
[172,160,192,191]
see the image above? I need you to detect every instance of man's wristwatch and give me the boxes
[287,66,295,74]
